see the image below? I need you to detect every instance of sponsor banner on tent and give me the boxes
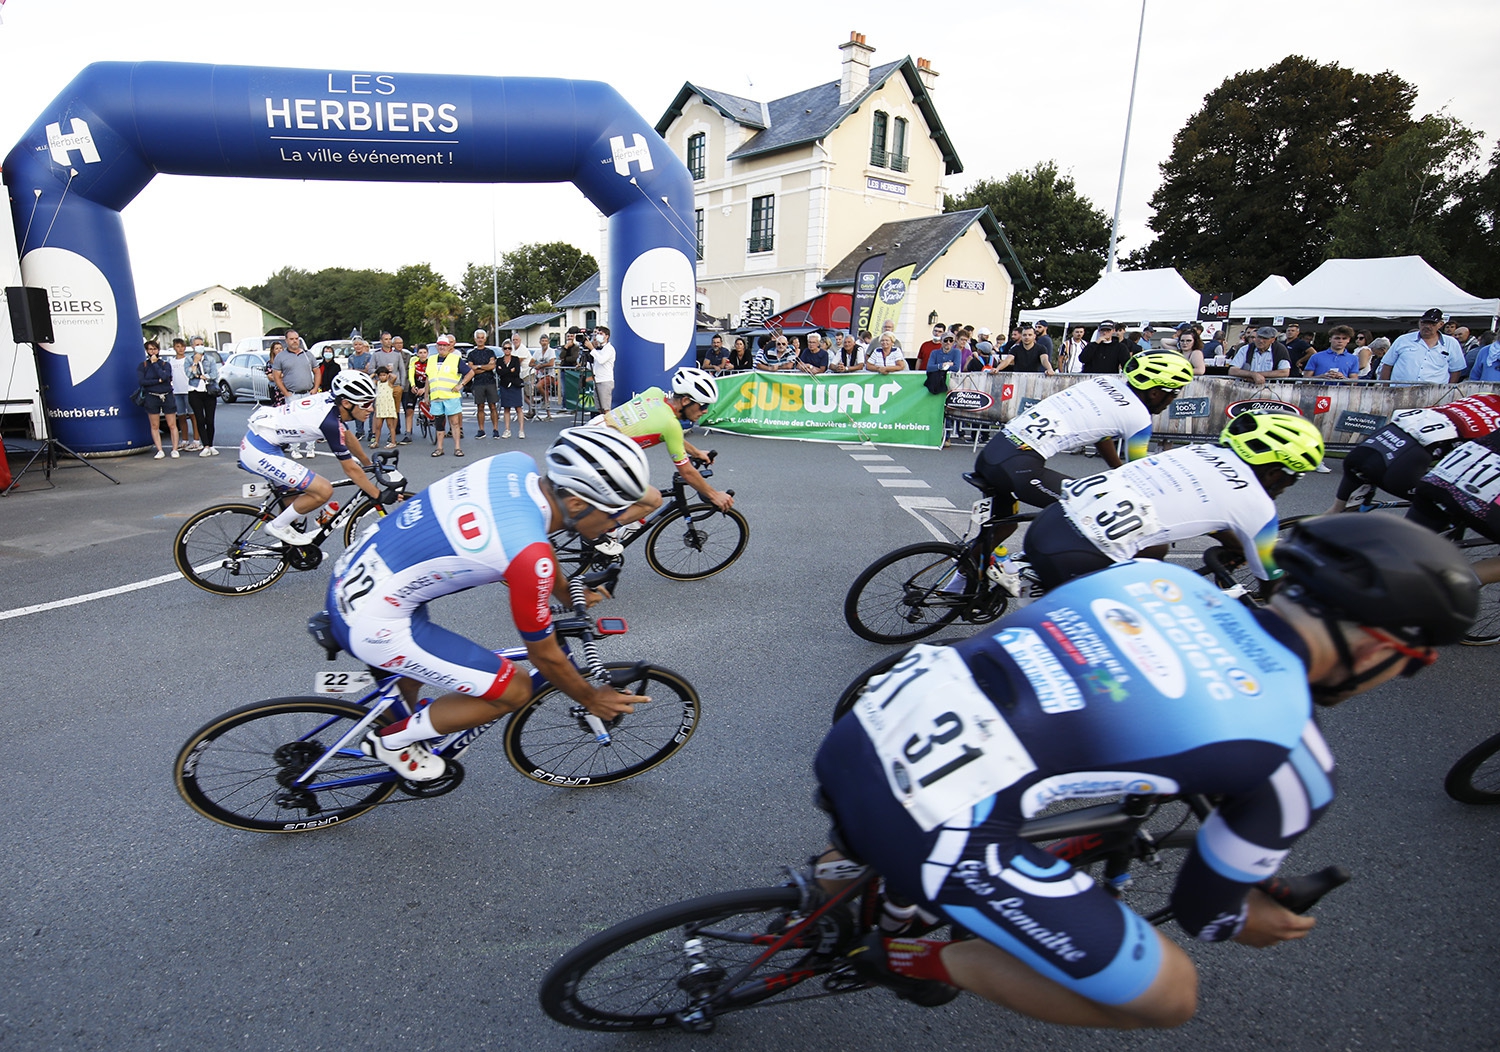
[1198,292,1232,323]
[703,372,943,447]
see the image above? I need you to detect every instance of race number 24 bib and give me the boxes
[854,645,1036,831]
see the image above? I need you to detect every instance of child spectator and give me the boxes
[372,366,398,448]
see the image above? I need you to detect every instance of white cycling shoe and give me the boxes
[262,520,316,546]
[362,732,447,782]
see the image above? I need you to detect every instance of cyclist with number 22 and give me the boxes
[590,367,733,555]
[239,371,395,547]
[818,516,1474,1028]
[327,427,655,781]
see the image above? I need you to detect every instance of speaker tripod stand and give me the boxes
[2,346,121,495]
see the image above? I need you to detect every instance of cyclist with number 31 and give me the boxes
[818,515,1475,1029]
[326,428,655,781]
[590,366,733,556]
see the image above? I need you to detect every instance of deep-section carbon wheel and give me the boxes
[174,502,289,596]
[540,885,846,1031]
[1445,731,1500,804]
[175,697,396,832]
[844,541,974,644]
[504,664,699,787]
[342,498,386,548]
[643,504,749,581]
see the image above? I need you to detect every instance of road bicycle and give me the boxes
[1445,730,1500,804]
[173,450,407,596]
[843,472,1042,644]
[173,568,701,832]
[550,451,749,582]
[540,788,1347,1033]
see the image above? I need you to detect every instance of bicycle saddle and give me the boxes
[306,611,342,662]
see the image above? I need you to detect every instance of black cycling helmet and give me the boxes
[1275,514,1478,646]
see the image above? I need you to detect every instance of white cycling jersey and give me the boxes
[246,394,353,459]
[1059,444,1281,578]
[1388,408,1460,448]
[1003,375,1154,461]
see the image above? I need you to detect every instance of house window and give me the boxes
[748,195,775,253]
[695,209,704,261]
[211,301,229,313]
[741,297,774,326]
[687,132,706,181]
[890,118,909,173]
[870,111,888,168]
[585,309,597,330]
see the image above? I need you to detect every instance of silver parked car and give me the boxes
[219,351,273,403]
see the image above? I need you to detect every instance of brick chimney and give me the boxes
[915,57,940,92]
[839,32,875,105]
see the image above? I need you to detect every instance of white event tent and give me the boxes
[1229,275,1292,319]
[1231,256,1499,322]
[1017,268,1201,328]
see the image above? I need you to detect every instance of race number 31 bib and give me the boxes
[854,644,1036,831]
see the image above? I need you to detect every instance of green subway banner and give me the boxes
[702,372,944,447]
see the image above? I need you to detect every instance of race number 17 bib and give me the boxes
[1430,442,1500,507]
[854,645,1036,831]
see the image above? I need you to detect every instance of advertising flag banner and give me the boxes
[851,253,886,336]
[866,263,917,340]
[702,371,943,447]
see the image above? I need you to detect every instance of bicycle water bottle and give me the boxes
[316,501,340,527]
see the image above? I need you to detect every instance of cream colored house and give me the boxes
[650,32,1027,350]
[140,284,291,352]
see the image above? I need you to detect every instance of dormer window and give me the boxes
[687,132,706,181]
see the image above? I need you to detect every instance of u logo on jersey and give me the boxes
[450,503,491,552]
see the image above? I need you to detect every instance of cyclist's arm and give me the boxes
[674,453,733,511]
[1094,437,1124,469]
[322,414,383,500]
[1171,725,1335,943]
[1233,514,1282,581]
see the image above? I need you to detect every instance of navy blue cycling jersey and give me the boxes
[824,560,1336,951]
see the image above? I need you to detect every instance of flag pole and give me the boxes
[1106,0,1147,273]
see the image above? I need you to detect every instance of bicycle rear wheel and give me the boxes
[174,502,290,595]
[1451,532,1500,645]
[643,504,749,581]
[832,640,963,724]
[175,697,398,832]
[504,664,699,786]
[540,885,846,1032]
[844,542,977,644]
[1444,731,1500,804]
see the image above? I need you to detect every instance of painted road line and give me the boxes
[877,478,930,488]
[0,570,192,622]
[863,466,911,473]
[849,454,893,461]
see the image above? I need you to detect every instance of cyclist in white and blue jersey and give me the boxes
[817,515,1476,1029]
[239,371,388,547]
[327,428,654,781]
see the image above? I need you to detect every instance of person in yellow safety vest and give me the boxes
[428,334,473,458]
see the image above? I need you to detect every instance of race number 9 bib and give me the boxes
[854,645,1036,831]
[1061,472,1162,561]
[1429,442,1500,507]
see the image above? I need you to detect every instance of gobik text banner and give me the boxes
[703,372,943,447]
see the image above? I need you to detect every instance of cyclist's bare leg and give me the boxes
[943,933,1196,1029]
[396,674,533,732]
[1472,555,1500,585]
[1137,543,1170,561]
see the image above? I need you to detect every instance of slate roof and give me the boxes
[554,271,601,309]
[656,57,962,176]
[820,208,1031,291]
[502,310,566,330]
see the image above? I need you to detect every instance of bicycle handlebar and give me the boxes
[1256,865,1351,914]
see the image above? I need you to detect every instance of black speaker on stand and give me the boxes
[3,285,120,495]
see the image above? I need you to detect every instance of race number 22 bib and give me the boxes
[855,645,1036,831]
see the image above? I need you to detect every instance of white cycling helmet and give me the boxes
[546,427,651,513]
[331,371,377,406]
[671,367,719,405]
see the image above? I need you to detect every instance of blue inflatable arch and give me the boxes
[3,62,697,453]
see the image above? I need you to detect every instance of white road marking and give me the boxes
[0,571,190,621]
[863,466,911,474]
[877,479,930,488]
[850,454,894,461]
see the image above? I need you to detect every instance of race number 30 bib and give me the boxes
[1061,472,1162,561]
[854,645,1036,831]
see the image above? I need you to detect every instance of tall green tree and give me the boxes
[1127,56,1416,293]
[1328,113,1482,284]
[384,263,452,343]
[947,161,1110,324]
[495,241,597,321]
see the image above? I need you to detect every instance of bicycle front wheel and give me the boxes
[504,663,699,787]
[1445,731,1500,804]
[342,498,386,547]
[548,529,623,579]
[541,885,844,1032]
[1452,533,1500,645]
[174,503,289,596]
[844,542,975,644]
[643,504,749,581]
[175,697,397,832]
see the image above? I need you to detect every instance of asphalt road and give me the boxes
[1,405,1496,1052]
